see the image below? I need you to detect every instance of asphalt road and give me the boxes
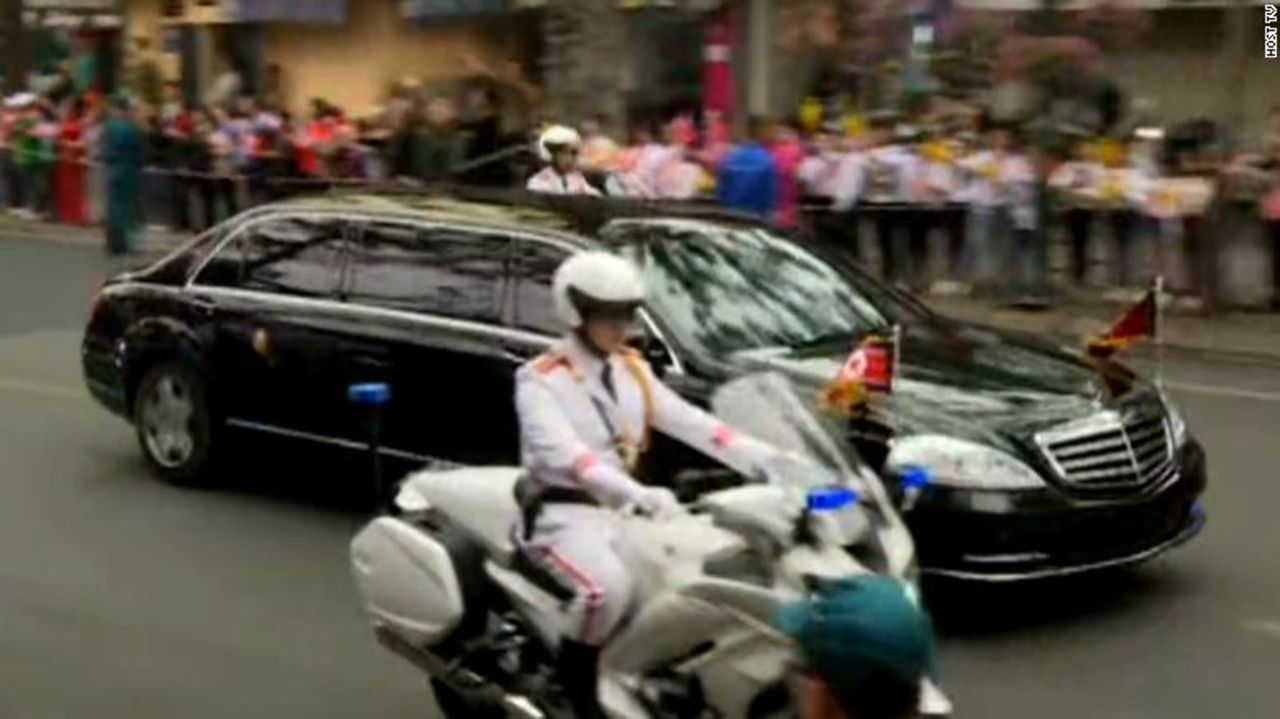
[0,236,1277,718]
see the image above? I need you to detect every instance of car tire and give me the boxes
[133,361,216,486]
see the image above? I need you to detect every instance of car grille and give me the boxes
[1034,408,1177,494]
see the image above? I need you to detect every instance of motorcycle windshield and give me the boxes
[711,372,916,578]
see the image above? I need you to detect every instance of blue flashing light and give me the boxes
[348,382,392,407]
[899,465,933,491]
[807,487,859,512]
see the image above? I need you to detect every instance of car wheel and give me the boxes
[133,361,215,486]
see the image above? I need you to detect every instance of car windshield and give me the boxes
[630,219,924,356]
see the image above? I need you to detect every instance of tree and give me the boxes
[779,0,1149,122]
[1,0,31,93]
[777,0,901,104]
[540,0,628,132]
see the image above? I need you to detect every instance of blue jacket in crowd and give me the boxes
[716,142,778,219]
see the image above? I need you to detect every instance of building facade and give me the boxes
[121,0,536,115]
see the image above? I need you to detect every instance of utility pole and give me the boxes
[1,0,31,93]
[540,0,627,131]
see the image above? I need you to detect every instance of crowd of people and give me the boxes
[0,80,522,254]
[530,105,1280,307]
[1,77,1279,307]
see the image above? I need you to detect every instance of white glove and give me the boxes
[635,486,684,520]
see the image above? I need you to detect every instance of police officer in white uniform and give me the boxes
[527,125,603,196]
[515,252,775,718]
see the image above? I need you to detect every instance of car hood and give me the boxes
[731,320,1144,449]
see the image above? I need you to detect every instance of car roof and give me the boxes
[261,186,773,243]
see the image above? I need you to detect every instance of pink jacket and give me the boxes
[771,135,805,227]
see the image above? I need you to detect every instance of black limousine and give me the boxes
[82,191,1205,581]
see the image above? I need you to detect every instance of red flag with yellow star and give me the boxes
[1087,285,1158,359]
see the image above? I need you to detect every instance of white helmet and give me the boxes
[552,252,645,328]
[538,125,582,163]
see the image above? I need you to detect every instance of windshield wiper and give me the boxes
[789,330,862,352]
[790,321,898,352]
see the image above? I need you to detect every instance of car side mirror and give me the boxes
[628,334,676,377]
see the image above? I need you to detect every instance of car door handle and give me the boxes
[500,344,538,364]
[189,293,217,316]
[350,354,392,372]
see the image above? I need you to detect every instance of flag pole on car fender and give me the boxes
[1155,275,1165,391]
[892,323,903,408]
[892,324,902,383]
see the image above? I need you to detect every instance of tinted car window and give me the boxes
[630,220,909,356]
[349,222,509,323]
[511,240,568,335]
[195,216,348,297]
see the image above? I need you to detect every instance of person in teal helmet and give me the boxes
[780,576,945,719]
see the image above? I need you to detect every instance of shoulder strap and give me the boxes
[619,351,655,452]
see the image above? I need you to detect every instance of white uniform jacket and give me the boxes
[516,338,773,506]
[526,167,603,196]
[861,145,919,205]
[831,151,869,212]
[798,152,847,200]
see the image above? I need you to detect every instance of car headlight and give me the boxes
[887,435,1045,490]
[1161,390,1189,449]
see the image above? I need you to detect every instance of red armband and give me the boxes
[573,451,598,478]
[712,425,739,450]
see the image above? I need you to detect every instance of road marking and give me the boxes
[1164,380,1280,403]
[0,376,86,402]
[1243,618,1280,640]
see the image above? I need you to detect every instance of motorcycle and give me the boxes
[349,372,946,718]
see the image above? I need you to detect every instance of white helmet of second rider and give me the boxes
[552,252,646,328]
[537,125,583,163]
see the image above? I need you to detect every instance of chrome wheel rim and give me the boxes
[141,373,196,469]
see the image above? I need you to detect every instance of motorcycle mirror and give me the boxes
[626,334,675,377]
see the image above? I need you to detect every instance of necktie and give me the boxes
[601,364,616,401]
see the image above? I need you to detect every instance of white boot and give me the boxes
[919,677,954,716]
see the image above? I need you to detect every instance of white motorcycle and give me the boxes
[349,373,947,719]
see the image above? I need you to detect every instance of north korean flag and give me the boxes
[839,334,896,393]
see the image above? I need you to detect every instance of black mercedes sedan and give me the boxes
[81,191,1205,581]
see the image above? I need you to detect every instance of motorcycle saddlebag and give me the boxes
[350,515,478,647]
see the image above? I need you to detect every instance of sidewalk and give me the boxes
[0,213,188,254]
[936,294,1280,364]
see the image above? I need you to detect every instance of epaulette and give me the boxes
[532,352,571,375]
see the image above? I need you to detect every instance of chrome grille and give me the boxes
[1034,408,1177,492]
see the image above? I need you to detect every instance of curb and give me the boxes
[0,220,187,253]
[936,303,1280,367]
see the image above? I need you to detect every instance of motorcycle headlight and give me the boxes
[887,435,1045,490]
[1161,390,1189,449]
